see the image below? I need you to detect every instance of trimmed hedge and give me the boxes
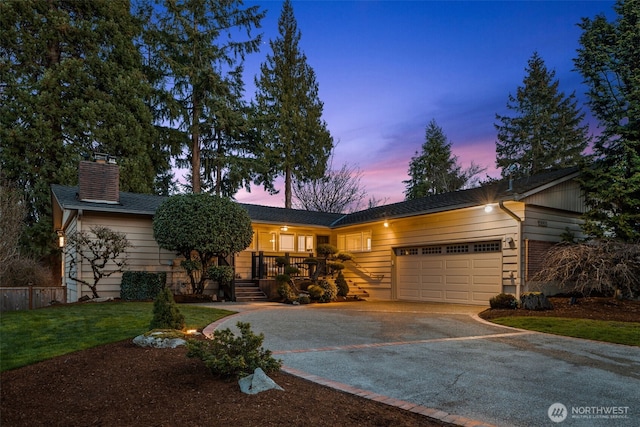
[120,271,167,301]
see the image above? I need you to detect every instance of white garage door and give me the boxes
[396,241,502,305]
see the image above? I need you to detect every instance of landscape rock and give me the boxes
[132,331,187,348]
[238,368,284,395]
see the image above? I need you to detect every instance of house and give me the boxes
[51,158,585,305]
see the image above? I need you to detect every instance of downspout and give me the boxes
[499,201,523,299]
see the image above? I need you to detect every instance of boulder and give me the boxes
[238,368,284,395]
[132,331,187,348]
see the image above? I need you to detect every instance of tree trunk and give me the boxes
[192,97,201,193]
[285,164,292,208]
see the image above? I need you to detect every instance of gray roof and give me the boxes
[51,167,579,229]
[51,184,344,227]
[332,167,580,227]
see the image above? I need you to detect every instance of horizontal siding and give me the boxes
[523,206,585,242]
[338,203,525,298]
[75,213,177,299]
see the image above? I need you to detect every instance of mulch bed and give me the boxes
[479,296,640,322]
[1,340,452,427]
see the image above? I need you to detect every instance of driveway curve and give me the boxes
[202,301,639,427]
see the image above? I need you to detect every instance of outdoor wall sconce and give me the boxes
[383,220,389,228]
[484,204,494,213]
[280,225,288,232]
[56,230,65,248]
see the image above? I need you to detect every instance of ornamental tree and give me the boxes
[67,226,132,299]
[152,194,253,294]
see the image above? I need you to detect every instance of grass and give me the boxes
[491,317,640,346]
[0,302,234,372]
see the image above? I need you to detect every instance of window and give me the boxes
[337,230,372,252]
[298,235,314,252]
[258,232,276,251]
[279,234,295,251]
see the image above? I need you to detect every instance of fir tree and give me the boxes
[144,0,264,194]
[0,0,164,257]
[404,120,484,200]
[253,0,333,208]
[495,52,590,179]
[574,0,640,241]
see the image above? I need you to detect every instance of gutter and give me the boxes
[499,201,523,299]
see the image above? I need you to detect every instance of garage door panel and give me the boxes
[421,260,444,269]
[445,259,470,269]
[397,247,502,305]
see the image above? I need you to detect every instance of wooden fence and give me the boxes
[0,286,66,312]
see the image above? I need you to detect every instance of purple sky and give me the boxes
[203,0,616,208]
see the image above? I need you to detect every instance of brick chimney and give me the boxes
[78,154,119,204]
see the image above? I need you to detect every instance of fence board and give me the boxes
[1,287,66,312]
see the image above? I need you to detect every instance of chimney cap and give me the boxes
[93,152,117,164]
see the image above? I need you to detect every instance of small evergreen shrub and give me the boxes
[186,321,282,379]
[277,281,296,303]
[335,271,349,297]
[275,256,289,267]
[318,279,337,302]
[284,266,300,276]
[149,286,185,330]
[489,293,518,309]
[296,294,311,304]
[307,284,324,300]
[121,271,166,301]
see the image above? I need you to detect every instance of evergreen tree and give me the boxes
[144,0,264,194]
[574,0,640,242]
[495,52,590,179]
[403,120,484,200]
[253,0,333,208]
[0,0,164,257]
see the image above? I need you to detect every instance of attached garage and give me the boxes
[395,241,503,305]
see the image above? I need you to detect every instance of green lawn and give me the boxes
[0,302,234,372]
[491,317,640,346]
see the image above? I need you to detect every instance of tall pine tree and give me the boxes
[403,120,484,200]
[0,0,163,257]
[145,0,264,194]
[574,0,640,242]
[253,0,333,208]
[495,52,590,179]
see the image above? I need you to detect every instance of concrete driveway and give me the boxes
[203,301,640,427]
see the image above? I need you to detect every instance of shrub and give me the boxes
[520,292,553,310]
[533,240,640,298]
[318,279,338,303]
[335,271,349,297]
[120,271,166,301]
[274,256,288,267]
[317,243,338,258]
[489,293,518,309]
[149,286,185,330]
[0,257,54,287]
[186,321,282,379]
[296,294,311,304]
[284,266,300,276]
[277,281,296,303]
[306,284,324,300]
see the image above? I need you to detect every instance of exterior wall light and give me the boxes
[383,220,389,228]
[281,225,288,232]
[484,204,493,213]
[56,230,65,248]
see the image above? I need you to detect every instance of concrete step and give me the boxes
[235,281,268,302]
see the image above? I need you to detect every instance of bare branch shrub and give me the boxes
[532,240,640,298]
[0,257,55,287]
